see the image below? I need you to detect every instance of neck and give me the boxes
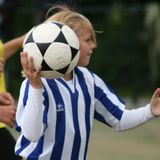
[63,72,73,81]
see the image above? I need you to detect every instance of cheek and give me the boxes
[77,51,90,66]
[77,52,85,66]
[78,46,84,58]
[79,43,87,55]
[79,47,87,59]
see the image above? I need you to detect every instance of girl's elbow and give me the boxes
[21,124,43,142]
[22,129,42,142]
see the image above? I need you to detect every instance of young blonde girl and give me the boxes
[15,4,160,160]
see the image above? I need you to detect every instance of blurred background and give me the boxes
[1,0,160,103]
[1,0,160,159]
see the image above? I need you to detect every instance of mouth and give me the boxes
[88,51,92,55]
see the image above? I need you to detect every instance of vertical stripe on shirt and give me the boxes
[57,78,81,160]
[47,79,66,160]
[23,80,29,107]
[42,86,49,128]
[75,68,91,160]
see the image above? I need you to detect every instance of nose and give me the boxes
[90,44,96,54]
[91,42,96,50]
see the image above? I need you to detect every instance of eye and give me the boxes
[86,38,91,42]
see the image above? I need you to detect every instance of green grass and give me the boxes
[87,119,160,160]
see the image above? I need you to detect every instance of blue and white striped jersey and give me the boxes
[15,67,153,160]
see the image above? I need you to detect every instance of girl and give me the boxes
[15,4,160,160]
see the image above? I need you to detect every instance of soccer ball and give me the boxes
[23,21,80,78]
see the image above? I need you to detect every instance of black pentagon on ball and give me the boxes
[70,46,79,60]
[41,59,53,71]
[36,43,51,56]
[24,31,34,44]
[56,64,70,74]
[53,31,68,44]
[41,58,70,74]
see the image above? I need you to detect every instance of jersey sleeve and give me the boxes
[116,104,153,131]
[93,73,125,127]
[93,74,154,131]
[15,79,48,142]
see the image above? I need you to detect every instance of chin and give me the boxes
[77,62,89,67]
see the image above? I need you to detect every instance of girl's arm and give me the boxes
[17,51,44,142]
[116,88,160,131]
[20,85,45,142]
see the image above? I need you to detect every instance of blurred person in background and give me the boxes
[0,36,24,160]
[0,91,16,127]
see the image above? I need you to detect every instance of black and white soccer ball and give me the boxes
[23,21,80,78]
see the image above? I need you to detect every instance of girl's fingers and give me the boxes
[21,52,35,77]
[152,88,160,99]
[21,52,29,73]
[20,52,42,89]
[28,56,34,74]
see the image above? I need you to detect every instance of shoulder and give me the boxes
[74,67,97,86]
[75,66,94,77]
[75,67,103,82]
[21,78,29,87]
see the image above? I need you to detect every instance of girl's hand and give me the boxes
[150,88,160,117]
[21,52,42,89]
[0,58,5,73]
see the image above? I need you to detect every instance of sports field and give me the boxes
[88,119,160,160]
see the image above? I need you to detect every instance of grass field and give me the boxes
[87,119,160,160]
[10,98,160,160]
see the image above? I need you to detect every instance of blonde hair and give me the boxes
[46,5,97,46]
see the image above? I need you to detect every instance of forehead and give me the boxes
[76,27,91,39]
